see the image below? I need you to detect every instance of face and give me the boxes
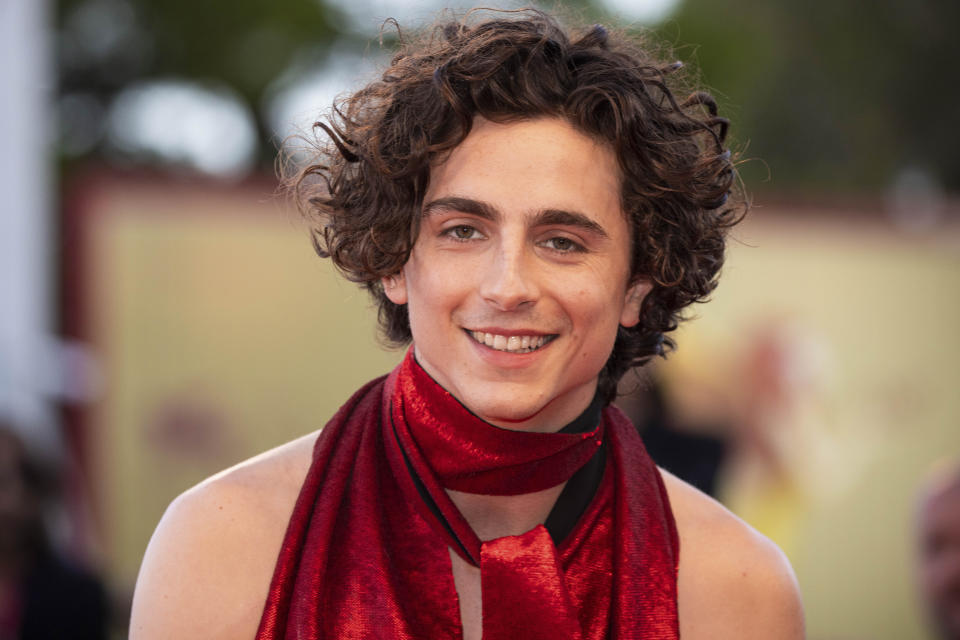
[384,117,649,431]
[918,482,960,640]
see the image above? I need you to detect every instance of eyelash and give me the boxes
[443,224,484,242]
[440,224,587,254]
[540,236,586,253]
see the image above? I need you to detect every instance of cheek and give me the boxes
[403,261,467,322]
[570,280,627,324]
[567,288,623,351]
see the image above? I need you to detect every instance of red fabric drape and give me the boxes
[393,350,604,497]
[256,351,679,639]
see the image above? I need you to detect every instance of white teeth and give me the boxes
[469,331,550,353]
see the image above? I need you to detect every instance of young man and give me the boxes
[131,10,804,639]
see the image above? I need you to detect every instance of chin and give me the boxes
[474,392,573,432]
[482,406,546,428]
[462,391,550,429]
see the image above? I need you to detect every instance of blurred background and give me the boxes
[2,0,958,637]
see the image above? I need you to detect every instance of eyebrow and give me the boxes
[533,209,608,238]
[422,196,498,221]
[422,196,609,239]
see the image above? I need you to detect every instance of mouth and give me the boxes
[467,330,556,354]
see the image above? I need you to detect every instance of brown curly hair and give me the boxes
[287,8,743,404]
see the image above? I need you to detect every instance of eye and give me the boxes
[444,224,483,241]
[541,236,585,253]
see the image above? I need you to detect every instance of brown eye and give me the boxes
[542,236,584,252]
[446,225,480,241]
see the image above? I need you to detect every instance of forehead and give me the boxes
[424,117,625,229]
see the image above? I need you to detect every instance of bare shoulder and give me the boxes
[661,469,805,640]
[129,431,319,640]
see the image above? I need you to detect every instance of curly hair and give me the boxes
[286,8,743,404]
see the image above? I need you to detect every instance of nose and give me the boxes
[479,238,539,311]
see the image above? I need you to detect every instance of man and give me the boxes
[916,461,960,640]
[130,10,804,639]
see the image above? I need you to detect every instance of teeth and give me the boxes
[470,331,550,353]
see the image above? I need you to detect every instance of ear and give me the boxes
[619,278,652,328]
[382,271,408,305]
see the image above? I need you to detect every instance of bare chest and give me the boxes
[449,548,482,640]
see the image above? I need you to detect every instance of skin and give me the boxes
[383,117,648,432]
[130,117,804,639]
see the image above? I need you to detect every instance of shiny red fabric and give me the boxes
[480,525,584,639]
[395,351,603,497]
[256,351,679,639]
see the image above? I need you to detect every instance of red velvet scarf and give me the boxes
[256,350,679,639]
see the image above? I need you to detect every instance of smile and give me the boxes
[468,330,555,354]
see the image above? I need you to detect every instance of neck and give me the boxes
[446,483,567,541]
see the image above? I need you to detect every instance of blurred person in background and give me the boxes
[130,8,803,639]
[0,409,108,639]
[916,460,960,640]
[616,371,729,499]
